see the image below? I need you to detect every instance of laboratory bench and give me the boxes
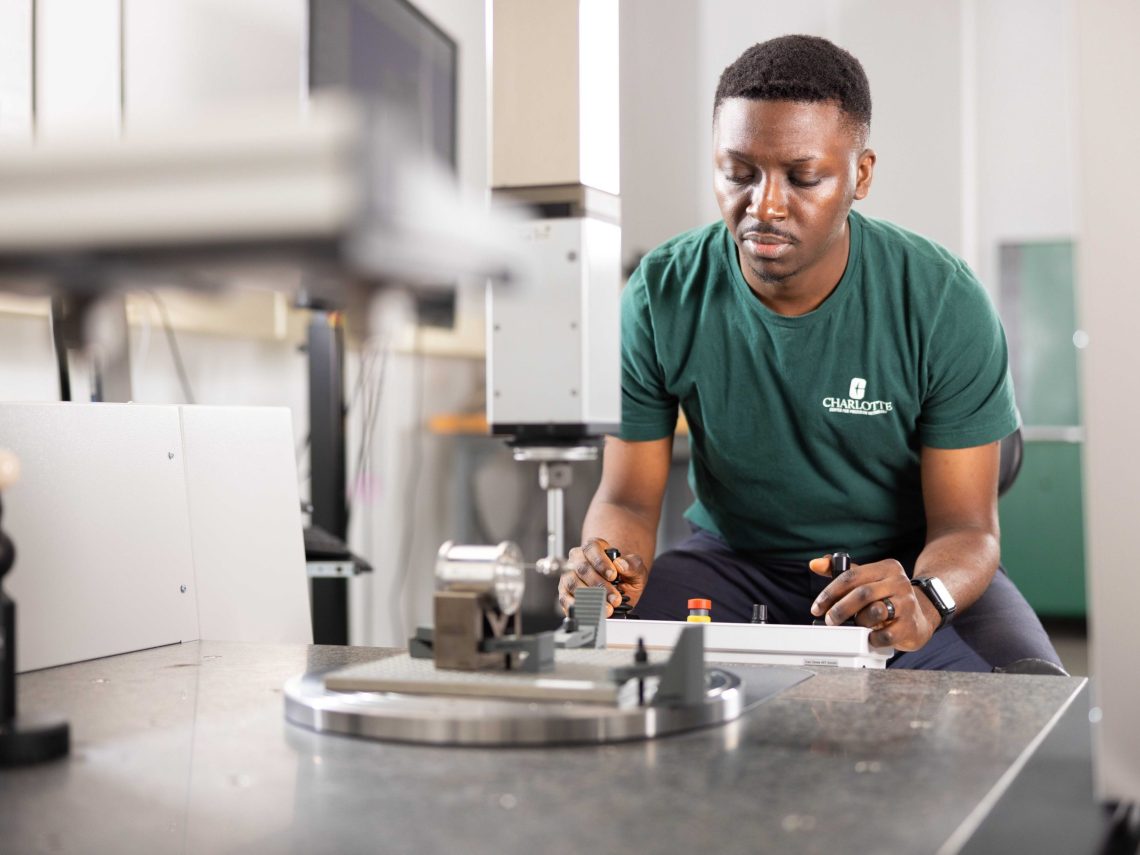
[0,640,1105,854]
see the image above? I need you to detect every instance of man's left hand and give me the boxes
[808,556,937,651]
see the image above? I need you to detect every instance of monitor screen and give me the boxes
[308,0,458,171]
[309,0,459,323]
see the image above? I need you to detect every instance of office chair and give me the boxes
[992,426,1070,676]
[998,426,1024,498]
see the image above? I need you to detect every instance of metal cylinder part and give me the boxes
[545,485,564,565]
[435,541,525,616]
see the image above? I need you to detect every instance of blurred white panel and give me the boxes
[1,403,310,669]
[0,313,56,402]
[0,0,33,141]
[36,0,121,138]
[1,403,199,672]
[179,405,310,643]
[124,0,305,122]
[1077,0,1140,806]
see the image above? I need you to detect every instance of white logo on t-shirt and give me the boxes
[822,378,894,416]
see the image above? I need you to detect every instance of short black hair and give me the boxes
[714,35,871,142]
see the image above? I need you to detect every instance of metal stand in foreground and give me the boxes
[0,452,69,767]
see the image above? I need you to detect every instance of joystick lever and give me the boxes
[812,551,857,627]
[606,547,633,619]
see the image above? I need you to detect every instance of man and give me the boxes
[558,34,1061,672]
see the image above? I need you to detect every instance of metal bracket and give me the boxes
[610,625,707,708]
[554,586,608,649]
[306,561,365,578]
[482,631,555,673]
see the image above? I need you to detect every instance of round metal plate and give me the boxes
[284,668,744,747]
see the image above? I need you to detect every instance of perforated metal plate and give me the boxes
[323,650,661,704]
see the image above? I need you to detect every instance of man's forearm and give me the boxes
[581,498,659,567]
[913,527,1000,619]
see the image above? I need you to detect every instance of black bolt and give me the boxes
[635,637,648,706]
[634,637,648,664]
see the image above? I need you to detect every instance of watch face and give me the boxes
[927,577,955,611]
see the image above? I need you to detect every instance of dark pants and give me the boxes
[633,528,1061,672]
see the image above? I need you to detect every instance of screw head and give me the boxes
[179,585,187,594]
[168,452,175,461]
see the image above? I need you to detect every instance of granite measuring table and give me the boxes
[0,640,1097,854]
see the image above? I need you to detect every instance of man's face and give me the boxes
[713,98,874,312]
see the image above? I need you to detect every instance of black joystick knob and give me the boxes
[0,452,71,767]
[812,551,856,627]
[605,547,633,619]
[830,551,850,578]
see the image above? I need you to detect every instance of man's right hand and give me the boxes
[558,538,650,617]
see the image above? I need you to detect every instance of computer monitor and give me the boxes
[308,0,457,172]
[308,0,459,327]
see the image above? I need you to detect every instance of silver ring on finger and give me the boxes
[881,597,896,622]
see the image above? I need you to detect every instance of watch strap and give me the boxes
[911,576,956,629]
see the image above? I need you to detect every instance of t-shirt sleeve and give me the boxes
[619,265,679,441]
[918,264,1021,449]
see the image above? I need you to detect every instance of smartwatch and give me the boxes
[911,576,956,629]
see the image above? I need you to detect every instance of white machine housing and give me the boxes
[484,0,622,441]
[486,216,621,435]
[606,619,893,670]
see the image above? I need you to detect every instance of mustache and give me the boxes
[740,223,796,243]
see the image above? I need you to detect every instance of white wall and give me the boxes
[621,0,971,262]
[974,0,1079,294]
[619,0,1078,296]
[618,0,703,268]
[833,1,967,255]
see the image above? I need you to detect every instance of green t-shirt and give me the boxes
[620,209,1020,562]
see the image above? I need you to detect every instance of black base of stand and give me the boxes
[0,715,70,767]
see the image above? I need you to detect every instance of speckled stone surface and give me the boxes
[1,641,1086,855]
